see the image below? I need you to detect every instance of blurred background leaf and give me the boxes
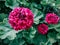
[5,0,19,9]
[0,13,8,22]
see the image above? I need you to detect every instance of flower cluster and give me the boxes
[9,7,34,30]
[9,7,59,34]
[45,13,59,24]
[37,24,48,34]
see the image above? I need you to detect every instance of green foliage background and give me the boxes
[0,0,60,45]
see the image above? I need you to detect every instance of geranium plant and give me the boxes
[0,0,60,45]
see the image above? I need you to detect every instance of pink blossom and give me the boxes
[9,7,34,30]
[37,24,48,34]
[45,13,59,24]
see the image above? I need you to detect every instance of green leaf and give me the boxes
[17,31,23,39]
[0,26,22,40]
[18,39,25,45]
[17,0,27,4]
[17,0,30,7]
[31,8,38,17]
[0,29,5,35]
[29,27,37,39]
[0,30,16,40]
[34,11,44,24]
[48,24,55,29]
[5,0,19,9]
[21,27,37,44]
[33,34,47,45]
[0,18,11,29]
[3,18,11,27]
[0,26,10,32]
[7,31,16,40]
[3,39,10,44]
[47,42,52,45]
[57,33,60,39]
[54,23,60,32]
[9,38,25,45]
[3,18,8,24]
[0,13,8,22]
[34,12,43,21]
[55,0,60,9]
[41,0,55,5]
[9,39,19,45]
[31,8,39,24]
[48,23,60,33]
[55,27,60,32]
[47,32,57,43]
[40,42,45,45]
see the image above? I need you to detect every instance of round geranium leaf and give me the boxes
[5,0,19,9]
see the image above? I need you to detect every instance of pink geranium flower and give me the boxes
[37,24,48,34]
[45,13,59,24]
[9,7,34,30]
